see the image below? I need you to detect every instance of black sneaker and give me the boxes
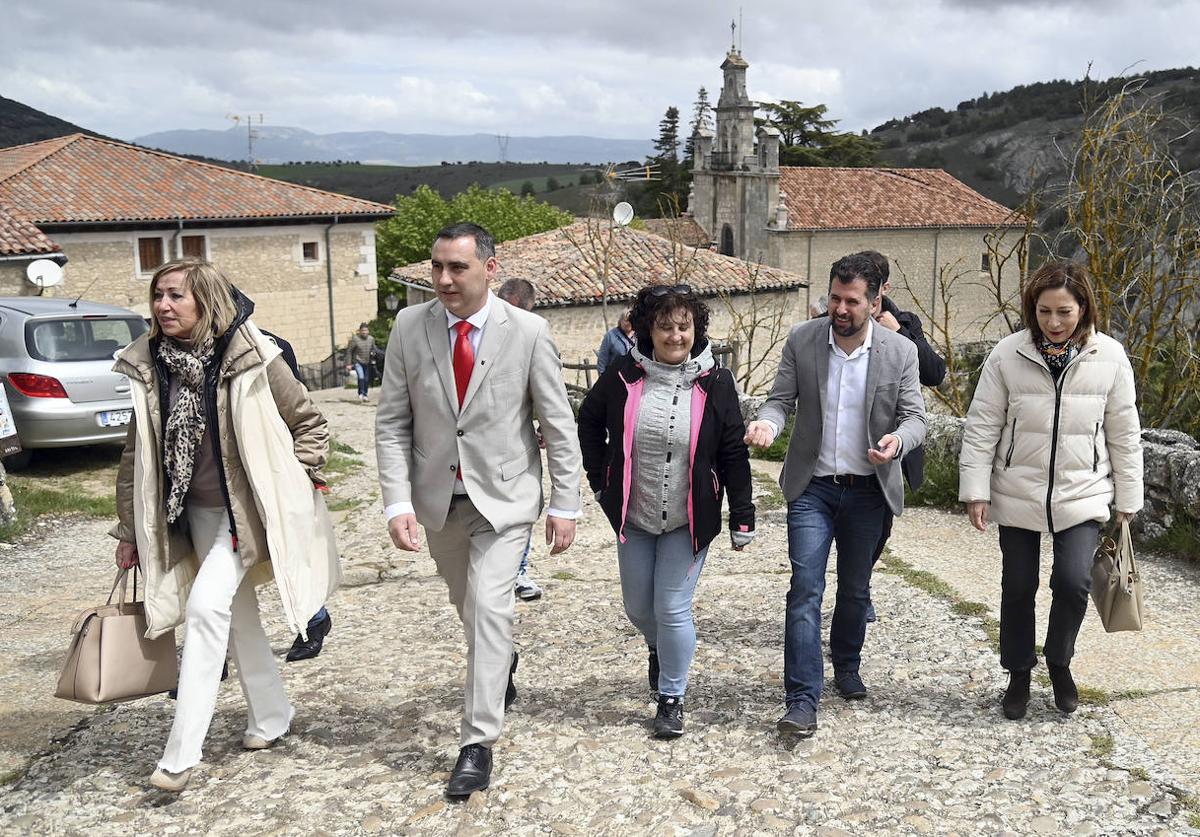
[647,647,660,697]
[652,695,684,739]
[833,669,868,700]
[1002,669,1031,720]
[777,703,818,738]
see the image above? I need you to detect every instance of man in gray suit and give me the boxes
[376,223,582,797]
[745,252,926,738]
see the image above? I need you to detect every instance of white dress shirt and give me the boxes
[814,320,875,477]
[385,291,577,522]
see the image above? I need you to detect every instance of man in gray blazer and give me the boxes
[745,252,926,738]
[376,223,582,798]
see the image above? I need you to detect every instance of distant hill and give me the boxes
[255,161,606,213]
[870,67,1200,213]
[133,126,656,166]
[0,96,106,148]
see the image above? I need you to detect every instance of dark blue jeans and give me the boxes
[783,476,887,711]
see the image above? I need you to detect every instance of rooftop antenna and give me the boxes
[739,7,743,51]
[227,113,264,171]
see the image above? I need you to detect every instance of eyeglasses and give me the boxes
[647,284,692,297]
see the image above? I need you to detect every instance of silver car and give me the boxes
[0,297,148,468]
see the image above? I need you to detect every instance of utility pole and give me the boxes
[497,134,510,164]
[227,113,264,171]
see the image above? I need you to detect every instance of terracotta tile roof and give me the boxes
[0,134,395,224]
[777,167,1020,230]
[392,222,807,307]
[0,205,60,258]
[642,216,712,248]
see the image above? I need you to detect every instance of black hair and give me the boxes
[628,285,710,358]
[829,252,886,299]
[496,277,537,311]
[434,222,496,261]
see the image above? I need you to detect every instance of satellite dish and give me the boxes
[612,202,634,226]
[26,260,64,289]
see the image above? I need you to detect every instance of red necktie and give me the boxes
[453,320,474,409]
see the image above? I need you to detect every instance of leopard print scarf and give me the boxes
[158,336,216,524]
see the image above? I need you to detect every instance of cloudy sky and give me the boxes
[2,0,1197,142]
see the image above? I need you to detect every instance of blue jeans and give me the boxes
[784,476,886,711]
[517,533,531,576]
[306,607,329,633]
[352,362,370,396]
[617,524,707,697]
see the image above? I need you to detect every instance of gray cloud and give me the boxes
[2,0,1197,142]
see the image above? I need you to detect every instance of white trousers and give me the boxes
[158,507,293,773]
[425,496,530,747]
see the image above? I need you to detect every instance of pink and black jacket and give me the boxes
[577,345,755,555]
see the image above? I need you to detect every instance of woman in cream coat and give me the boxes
[959,261,1142,721]
[112,259,339,791]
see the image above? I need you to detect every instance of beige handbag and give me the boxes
[55,567,178,703]
[1090,519,1144,632]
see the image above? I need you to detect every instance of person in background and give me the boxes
[112,258,336,792]
[578,284,755,739]
[861,251,947,622]
[596,309,635,376]
[959,260,1142,720]
[346,322,376,403]
[496,277,545,602]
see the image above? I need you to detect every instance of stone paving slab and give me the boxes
[0,390,1196,835]
[886,503,1200,796]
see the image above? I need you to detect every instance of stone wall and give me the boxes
[26,223,378,363]
[921,414,1199,548]
[0,263,34,295]
[768,227,1017,343]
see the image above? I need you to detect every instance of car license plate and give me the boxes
[98,409,132,427]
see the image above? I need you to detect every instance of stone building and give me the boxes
[391,221,808,392]
[690,49,1027,342]
[0,134,394,363]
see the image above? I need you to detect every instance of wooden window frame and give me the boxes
[301,241,320,263]
[137,236,165,274]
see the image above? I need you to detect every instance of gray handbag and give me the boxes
[1090,520,1144,632]
[55,567,178,703]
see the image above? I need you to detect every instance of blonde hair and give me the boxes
[148,259,238,341]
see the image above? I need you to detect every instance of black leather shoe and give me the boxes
[1047,663,1078,714]
[647,647,660,697]
[652,695,684,739]
[504,651,518,710]
[833,669,868,700]
[1002,669,1031,719]
[777,704,818,738]
[169,661,228,700]
[287,613,332,663]
[446,744,492,798]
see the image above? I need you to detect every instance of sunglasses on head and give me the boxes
[647,284,692,297]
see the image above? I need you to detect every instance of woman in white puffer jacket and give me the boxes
[959,261,1143,721]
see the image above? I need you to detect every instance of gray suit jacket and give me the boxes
[757,319,927,516]
[375,297,582,532]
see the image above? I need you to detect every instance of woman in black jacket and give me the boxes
[578,285,755,739]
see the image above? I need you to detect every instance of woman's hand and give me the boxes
[1114,511,1136,525]
[115,540,139,569]
[967,501,989,532]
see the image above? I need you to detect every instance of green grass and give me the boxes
[751,472,786,511]
[1189,813,1200,830]
[323,438,364,479]
[326,496,367,513]
[0,482,116,542]
[330,439,361,456]
[1129,767,1151,781]
[1146,516,1200,563]
[750,415,793,462]
[904,444,962,510]
[489,174,585,193]
[1089,734,1115,758]
[878,553,1001,652]
[551,570,578,581]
